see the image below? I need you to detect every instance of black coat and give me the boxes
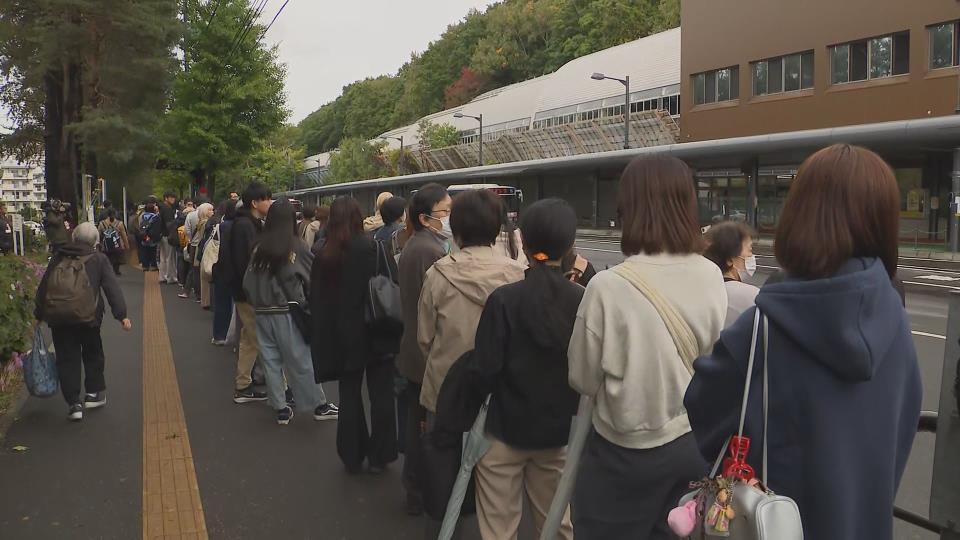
[310,234,378,381]
[469,267,583,449]
[223,208,260,302]
[158,202,175,237]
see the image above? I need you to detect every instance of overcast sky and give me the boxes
[0,1,497,133]
[259,0,499,124]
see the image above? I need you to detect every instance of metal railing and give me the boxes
[899,228,950,251]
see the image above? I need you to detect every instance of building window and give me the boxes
[752,51,814,96]
[830,31,909,84]
[930,21,959,69]
[693,66,740,105]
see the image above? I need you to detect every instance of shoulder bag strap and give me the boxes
[611,263,699,373]
[708,307,764,479]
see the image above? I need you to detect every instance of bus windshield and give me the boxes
[447,184,523,223]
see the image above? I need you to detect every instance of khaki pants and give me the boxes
[474,439,573,540]
[234,301,259,390]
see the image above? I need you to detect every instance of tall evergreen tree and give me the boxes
[161,0,287,198]
[0,0,180,208]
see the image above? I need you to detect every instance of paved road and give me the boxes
[0,246,952,539]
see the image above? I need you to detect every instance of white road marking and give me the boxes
[902,281,960,291]
[914,275,960,281]
[912,331,946,340]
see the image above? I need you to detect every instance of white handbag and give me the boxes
[677,309,803,540]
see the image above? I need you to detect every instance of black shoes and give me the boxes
[233,386,268,404]
[84,392,107,409]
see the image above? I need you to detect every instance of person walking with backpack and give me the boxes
[566,155,726,539]
[242,200,336,425]
[139,202,162,271]
[98,208,129,276]
[35,222,132,421]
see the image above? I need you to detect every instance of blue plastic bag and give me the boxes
[23,327,59,398]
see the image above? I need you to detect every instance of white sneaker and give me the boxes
[84,392,107,409]
[68,404,83,421]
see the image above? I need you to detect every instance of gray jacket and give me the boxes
[242,242,313,313]
[396,228,448,383]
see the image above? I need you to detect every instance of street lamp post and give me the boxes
[384,135,405,175]
[454,112,483,166]
[591,72,631,150]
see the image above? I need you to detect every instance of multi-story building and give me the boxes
[681,0,960,234]
[0,159,47,215]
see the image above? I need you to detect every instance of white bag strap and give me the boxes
[709,309,770,483]
[612,264,699,373]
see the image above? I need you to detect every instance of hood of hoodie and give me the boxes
[755,258,903,382]
[58,242,96,258]
[433,246,525,306]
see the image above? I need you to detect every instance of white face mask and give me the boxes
[741,255,757,277]
[426,214,452,239]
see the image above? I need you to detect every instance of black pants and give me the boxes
[402,380,425,505]
[50,324,106,406]
[572,430,706,540]
[337,358,398,472]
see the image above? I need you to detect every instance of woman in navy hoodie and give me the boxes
[685,144,922,540]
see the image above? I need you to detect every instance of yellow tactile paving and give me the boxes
[142,276,208,540]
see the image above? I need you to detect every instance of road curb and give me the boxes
[0,384,29,445]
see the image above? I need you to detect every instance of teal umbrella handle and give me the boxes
[539,396,594,540]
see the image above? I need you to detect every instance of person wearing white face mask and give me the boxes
[704,221,760,327]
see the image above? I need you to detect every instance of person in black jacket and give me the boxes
[35,222,132,421]
[468,199,583,540]
[311,196,398,474]
[158,192,179,284]
[223,183,272,404]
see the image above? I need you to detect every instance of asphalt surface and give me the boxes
[0,244,954,539]
[0,270,144,539]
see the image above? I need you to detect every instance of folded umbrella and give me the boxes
[539,395,594,540]
[438,396,492,540]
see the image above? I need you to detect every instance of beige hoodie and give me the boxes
[417,246,526,412]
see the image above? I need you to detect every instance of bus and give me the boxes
[447,184,524,223]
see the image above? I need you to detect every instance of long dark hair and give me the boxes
[518,199,579,348]
[318,197,363,287]
[251,199,297,276]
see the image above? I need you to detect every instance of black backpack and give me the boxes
[102,224,122,254]
[140,214,159,246]
[166,209,182,247]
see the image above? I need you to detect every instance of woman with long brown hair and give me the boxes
[311,196,398,474]
[567,154,727,538]
[685,144,921,540]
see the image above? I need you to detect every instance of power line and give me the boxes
[260,0,289,37]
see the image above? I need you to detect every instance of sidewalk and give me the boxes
[0,271,437,539]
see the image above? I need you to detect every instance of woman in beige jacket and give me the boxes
[416,189,525,531]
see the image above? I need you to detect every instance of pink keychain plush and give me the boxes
[667,500,699,537]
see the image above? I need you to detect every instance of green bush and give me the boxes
[0,256,44,368]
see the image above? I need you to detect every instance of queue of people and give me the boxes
[28,142,921,540]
